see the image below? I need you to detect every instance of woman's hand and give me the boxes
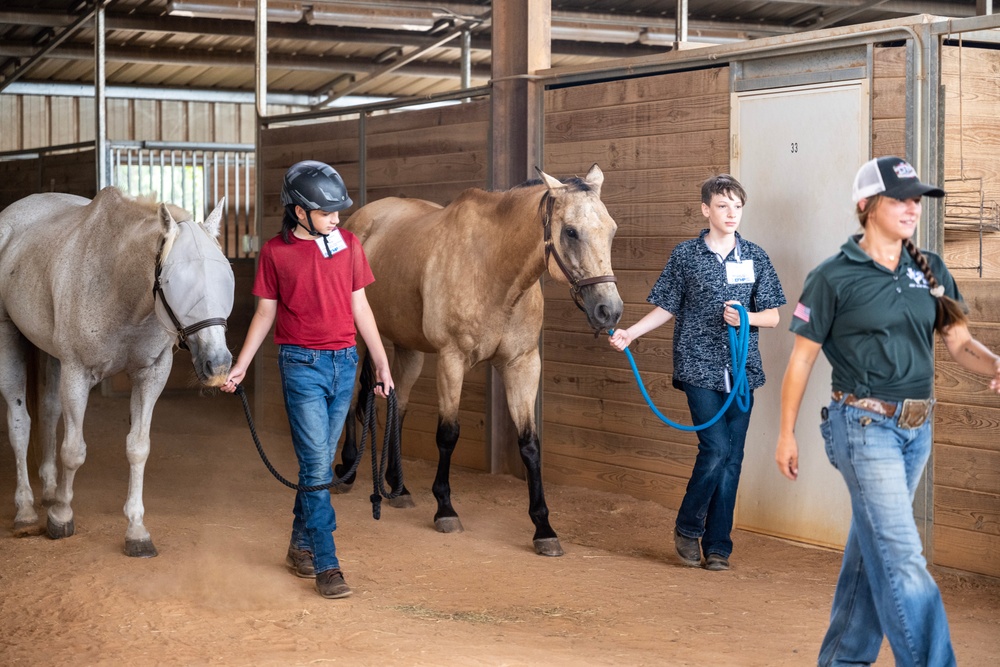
[775,433,799,481]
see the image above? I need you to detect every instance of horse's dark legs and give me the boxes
[431,418,462,532]
[516,427,562,556]
[496,348,563,556]
[384,407,413,507]
[333,402,359,491]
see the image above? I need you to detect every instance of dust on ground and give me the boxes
[1,390,997,666]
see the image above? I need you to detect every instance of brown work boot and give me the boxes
[315,568,353,599]
[674,528,702,567]
[285,546,315,579]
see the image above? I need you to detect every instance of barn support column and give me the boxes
[488,0,550,476]
[94,1,107,189]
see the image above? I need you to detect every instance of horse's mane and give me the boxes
[110,189,185,259]
[510,176,594,192]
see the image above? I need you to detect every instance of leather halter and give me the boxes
[152,235,228,351]
[539,190,617,311]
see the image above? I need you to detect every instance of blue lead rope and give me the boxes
[610,304,751,432]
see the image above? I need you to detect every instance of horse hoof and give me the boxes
[46,517,75,540]
[388,494,415,509]
[533,537,564,557]
[13,521,45,537]
[331,481,354,495]
[124,539,158,558]
[434,516,464,533]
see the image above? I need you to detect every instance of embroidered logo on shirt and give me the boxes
[793,302,811,322]
[906,267,930,290]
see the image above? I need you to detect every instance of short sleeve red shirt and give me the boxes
[254,229,374,350]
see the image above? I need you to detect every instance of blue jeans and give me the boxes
[278,344,358,575]
[818,398,955,667]
[675,383,754,558]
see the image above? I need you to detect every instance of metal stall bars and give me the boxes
[110,141,256,259]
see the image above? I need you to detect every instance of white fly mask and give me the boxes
[153,219,235,348]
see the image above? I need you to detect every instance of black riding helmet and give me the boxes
[280,160,354,237]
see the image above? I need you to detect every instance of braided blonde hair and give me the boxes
[858,195,967,333]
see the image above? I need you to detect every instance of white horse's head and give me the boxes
[153,199,234,387]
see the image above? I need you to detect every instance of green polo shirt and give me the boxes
[790,235,963,402]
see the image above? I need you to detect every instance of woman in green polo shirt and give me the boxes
[775,156,1000,667]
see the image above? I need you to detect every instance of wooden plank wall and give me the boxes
[0,150,97,210]
[540,67,731,508]
[874,44,1000,578]
[934,44,1000,579]
[256,100,491,472]
[0,95,295,151]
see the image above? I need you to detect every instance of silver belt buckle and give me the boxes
[897,398,935,429]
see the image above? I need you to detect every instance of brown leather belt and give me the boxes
[831,391,935,429]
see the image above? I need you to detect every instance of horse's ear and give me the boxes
[535,167,567,194]
[583,163,604,196]
[203,197,226,238]
[158,203,179,237]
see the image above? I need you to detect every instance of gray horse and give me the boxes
[0,187,234,557]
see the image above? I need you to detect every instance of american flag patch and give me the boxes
[793,302,811,322]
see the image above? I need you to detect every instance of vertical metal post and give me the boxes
[94,1,107,190]
[461,29,472,90]
[675,0,689,46]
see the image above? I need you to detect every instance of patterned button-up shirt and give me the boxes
[648,230,786,392]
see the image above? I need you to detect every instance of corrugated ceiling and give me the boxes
[0,1,983,108]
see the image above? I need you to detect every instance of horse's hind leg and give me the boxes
[46,365,94,541]
[38,353,61,507]
[498,349,563,556]
[385,347,423,508]
[0,322,40,535]
[431,351,465,533]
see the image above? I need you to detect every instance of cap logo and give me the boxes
[893,162,918,179]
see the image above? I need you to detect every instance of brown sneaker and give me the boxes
[315,568,353,599]
[286,546,315,579]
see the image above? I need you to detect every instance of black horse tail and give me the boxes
[355,348,376,423]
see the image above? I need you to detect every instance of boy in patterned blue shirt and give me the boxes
[609,174,785,570]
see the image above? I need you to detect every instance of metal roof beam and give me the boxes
[0,11,669,58]
[0,41,493,79]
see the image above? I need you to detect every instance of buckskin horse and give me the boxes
[0,188,234,557]
[339,164,622,556]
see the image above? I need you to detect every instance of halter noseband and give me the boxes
[539,191,617,311]
[153,234,228,351]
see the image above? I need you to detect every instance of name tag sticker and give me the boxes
[315,230,348,258]
[726,259,755,285]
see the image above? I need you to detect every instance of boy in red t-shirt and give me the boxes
[222,161,394,599]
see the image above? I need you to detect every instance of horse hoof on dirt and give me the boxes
[13,521,45,537]
[124,539,158,558]
[533,537,564,557]
[46,517,75,540]
[388,494,415,509]
[331,481,354,494]
[434,516,464,533]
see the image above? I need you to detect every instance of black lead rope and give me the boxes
[233,384,403,520]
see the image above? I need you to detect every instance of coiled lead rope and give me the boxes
[610,303,751,432]
[234,384,403,519]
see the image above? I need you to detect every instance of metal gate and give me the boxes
[109,141,256,259]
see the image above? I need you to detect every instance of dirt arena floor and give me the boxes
[1,389,998,666]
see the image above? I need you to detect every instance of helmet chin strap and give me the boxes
[297,210,323,237]
[298,210,337,258]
